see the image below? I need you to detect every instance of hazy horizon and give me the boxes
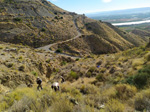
[48,0,150,14]
[85,7,150,14]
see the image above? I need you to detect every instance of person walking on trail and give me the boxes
[36,77,43,90]
[51,82,59,91]
[60,76,65,83]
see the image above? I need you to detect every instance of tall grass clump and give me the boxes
[134,89,150,111]
[115,84,137,100]
[144,52,150,61]
[67,71,79,81]
[105,99,125,112]
[0,87,55,112]
[50,97,73,112]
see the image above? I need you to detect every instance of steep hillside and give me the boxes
[0,42,78,89]
[0,0,78,47]
[0,0,147,55]
[0,42,48,88]
[1,42,150,112]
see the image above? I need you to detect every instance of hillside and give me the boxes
[1,0,150,111]
[0,42,80,89]
[0,0,147,55]
[131,29,150,40]
[0,42,150,111]
[118,23,150,42]
[0,0,78,47]
[50,19,146,56]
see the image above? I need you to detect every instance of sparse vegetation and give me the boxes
[13,17,22,22]
[31,71,38,76]
[6,63,14,68]
[68,71,79,81]
[105,99,125,112]
[18,65,25,71]
[41,28,46,32]
[134,89,150,111]
[126,64,150,88]
[55,48,63,53]
[0,42,150,112]
[0,0,149,111]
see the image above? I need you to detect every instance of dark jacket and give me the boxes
[37,79,42,85]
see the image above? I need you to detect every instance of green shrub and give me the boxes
[100,87,117,103]
[134,89,150,111]
[51,97,73,112]
[31,71,38,76]
[75,58,79,61]
[145,52,150,61]
[85,71,92,78]
[55,48,63,53]
[133,73,149,89]
[60,17,63,19]
[79,84,99,95]
[100,68,106,73]
[96,73,106,82]
[0,101,8,111]
[115,84,137,100]
[126,65,150,89]
[54,16,59,20]
[18,56,23,62]
[14,18,22,22]
[61,86,81,98]
[68,71,79,81]
[88,66,96,73]
[132,58,144,69]
[41,28,46,32]
[0,87,54,112]
[61,61,67,66]
[0,88,36,111]
[6,63,14,68]
[105,99,125,112]
[18,65,25,71]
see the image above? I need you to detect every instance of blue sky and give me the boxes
[48,0,150,14]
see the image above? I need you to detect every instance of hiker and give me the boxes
[60,76,65,83]
[36,77,43,90]
[51,82,59,91]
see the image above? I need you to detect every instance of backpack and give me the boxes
[37,79,42,84]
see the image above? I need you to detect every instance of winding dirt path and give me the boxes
[37,16,82,55]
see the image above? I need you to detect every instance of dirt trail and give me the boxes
[37,16,82,57]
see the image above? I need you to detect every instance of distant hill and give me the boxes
[0,0,147,55]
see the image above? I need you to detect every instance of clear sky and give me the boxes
[48,0,150,14]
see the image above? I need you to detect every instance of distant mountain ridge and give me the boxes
[86,7,150,17]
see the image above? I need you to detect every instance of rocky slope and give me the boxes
[0,0,147,55]
[0,0,78,47]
